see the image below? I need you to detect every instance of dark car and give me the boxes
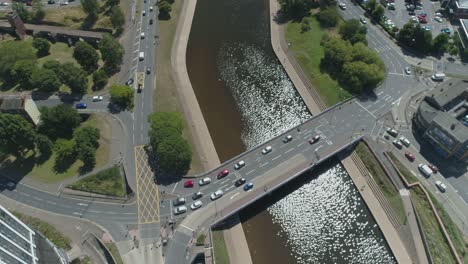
[149,19,154,25]
[75,103,87,109]
[146,67,151,74]
[308,135,320,144]
[47,0,56,4]
[192,191,203,200]
[137,84,143,93]
[428,164,439,173]
[235,178,246,187]
[405,152,415,162]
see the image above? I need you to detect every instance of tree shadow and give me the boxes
[158,12,171,21]
[144,146,183,186]
[0,155,35,182]
[79,161,94,175]
[53,155,76,174]
[81,15,98,30]
[0,79,17,92]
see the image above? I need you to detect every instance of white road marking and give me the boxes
[272,155,281,161]
[297,142,305,147]
[246,169,255,175]
[259,162,269,168]
[391,97,401,106]
[180,224,194,232]
[220,184,228,190]
[315,145,324,152]
[73,212,82,216]
[225,186,234,192]
[171,182,179,194]
[377,91,384,95]
[77,203,88,206]
[219,179,229,185]
[230,192,240,200]
[285,148,294,154]
[89,210,102,213]
[355,101,376,118]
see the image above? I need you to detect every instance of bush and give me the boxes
[67,166,126,196]
[32,38,50,57]
[109,85,134,110]
[315,7,340,28]
[92,69,108,90]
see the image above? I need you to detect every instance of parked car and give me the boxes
[434,16,443,22]
[338,2,346,9]
[199,177,211,186]
[146,67,151,74]
[418,12,427,17]
[190,201,203,210]
[210,190,224,200]
[422,26,431,31]
[392,140,403,149]
[47,0,55,4]
[243,182,254,191]
[26,1,32,6]
[142,10,146,16]
[92,96,103,102]
[262,146,272,154]
[386,128,398,137]
[235,178,246,187]
[6,181,15,190]
[435,181,447,192]
[428,164,438,173]
[283,135,293,143]
[192,191,203,200]
[184,180,194,188]
[75,103,87,109]
[410,16,418,23]
[217,169,229,179]
[59,1,69,5]
[234,160,245,170]
[399,136,411,147]
[309,135,320,144]
[418,18,427,23]
[173,197,186,206]
[360,17,367,24]
[173,206,187,215]
[441,28,450,34]
[149,19,153,25]
[404,67,412,75]
[405,151,415,162]
[126,78,134,85]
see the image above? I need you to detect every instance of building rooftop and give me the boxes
[432,111,468,143]
[425,80,467,110]
[458,0,468,8]
[0,97,25,110]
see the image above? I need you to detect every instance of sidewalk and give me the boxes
[222,215,253,264]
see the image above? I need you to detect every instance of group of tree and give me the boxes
[32,38,51,57]
[279,0,336,21]
[109,84,134,110]
[0,40,36,81]
[148,112,192,176]
[99,34,124,73]
[11,0,45,24]
[339,19,367,45]
[315,7,340,28]
[398,22,452,55]
[81,0,124,32]
[73,40,110,89]
[364,0,385,23]
[321,37,385,93]
[158,0,175,20]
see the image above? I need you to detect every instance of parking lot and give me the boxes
[382,0,454,37]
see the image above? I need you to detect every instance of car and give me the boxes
[6,181,15,190]
[192,191,203,200]
[360,17,367,24]
[418,12,427,17]
[173,197,186,206]
[47,0,55,4]
[386,128,398,137]
[75,103,87,109]
[399,136,411,147]
[418,18,427,23]
[434,16,443,22]
[190,201,203,210]
[262,146,272,154]
[59,1,69,5]
[146,67,151,74]
[92,95,103,102]
[283,135,293,143]
[149,19,153,25]
[217,169,229,179]
[410,16,418,23]
[235,177,246,187]
[243,182,253,191]
[137,84,143,93]
[415,4,422,10]
[392,140,403,149]
[441,28,450,34]
[338,2,346,9]
[0,2,9,6]
[199,177,211,186]
[184,180,194,188]
[388,3,395,10]
[405,151,415,162]
[435,12,443,17]
[141,32,145,39]
[173,206,187,215]
[142,10,146,16]
[210,190,224,200]
[308,135,320,144]
[404,67,412,75]
[234,160,245,170]
[150,6,153,11]
[126,78,134,85]
[422,26,431,31]
[428,164,438,173]
[435,181,447,192]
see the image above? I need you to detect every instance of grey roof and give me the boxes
[418,101,439,125]
[0,97,24,110]
[432,111,468,143]
[458,0,468,8]
[426,81,467,109]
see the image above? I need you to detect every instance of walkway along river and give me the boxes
[186,0,395,262]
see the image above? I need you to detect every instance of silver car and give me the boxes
[199,177,211,186]
[210,190,224,201]
[173,206,187,215]
[190,201,203,210]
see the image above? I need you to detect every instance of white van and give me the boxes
[431,73,445,81]
[418,164,432,177]
[399,136,411,147]
[139,52,144,61]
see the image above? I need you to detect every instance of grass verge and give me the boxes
[13,211,72,250]
[387,151,419,184]
[67,166,126,196]
[212,230,230,264]
[154,0,204,175]
[71,256,92,264]
[104,242,124,264]
[355,142,406,223]
[196,234,206,246]
[43,6,113,31]
[285,16,351,107]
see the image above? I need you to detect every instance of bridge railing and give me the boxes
[188,96,358,179]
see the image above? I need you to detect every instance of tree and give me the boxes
[339,19,367,45]
[0,41,36,80]
[365,0,377,12]
[31,0,45,23]
[158,1,172,20]
[110,85,134,109]
[54,139,76,164]
[316,7,340,28]
[32,38,50,57]
[77,144,96,169]
[81,0,99,16]
[321,37,352,74]
[11,60,37,89]
[73,41,99,72]
[92,69,108,90]
[432,33,449,55]
[31,68,61,93]
[42,60,61,75]
[110,6,125,30]
[58,62,88,94]
[449,46,459,57]
[74,126,100,149]
[156,134,192,175]
[301,18,311,32]
[413,25,432,54]
[371,5,385,22]
[0,113,36,156]
[342,61,385,93]
[99,34,124,72]
[148,112,184,148]
[35,134,53,157]
[12,2,29,22]
[107,0,120,6]
[279,0,310,20]
[39,105,82,139]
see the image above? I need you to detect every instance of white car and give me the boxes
[140,32,145,39]
[198,177,211,186]
[404,67,411,75]
[434,16,443,22]
[360,17,367,24]
[234,160,245,170]
[173,206,187,215]
[283,135,292,143]
[399,136,411,147]
[190,201,203,210]
[60,1,69,5]
[410,16,418,23]
[262,146,272,154]
[210,190,224,200]
[92,95,103,102]
[435,181,446,192]
[338,2,346,9]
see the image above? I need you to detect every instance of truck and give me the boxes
[418,164,432,177]
[431,73,445,81]
[136,72,144,93]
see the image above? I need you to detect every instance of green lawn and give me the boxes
[67,166,126,197]
[13,211,72,250]
[212,230,230,264]
[43,5,114,31]
[387,151,419,184]
[355,142,406,224]
[154,0,204,175]
[37,41,76,65]
[285,17,351,107]
[104,242,124,264]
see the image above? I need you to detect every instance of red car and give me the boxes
[308,135,321,144]
[26,1,32,5]
[217,169,229,179]
[428,164,438,173]
[183,180,194,188]
[405,152,415,162]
